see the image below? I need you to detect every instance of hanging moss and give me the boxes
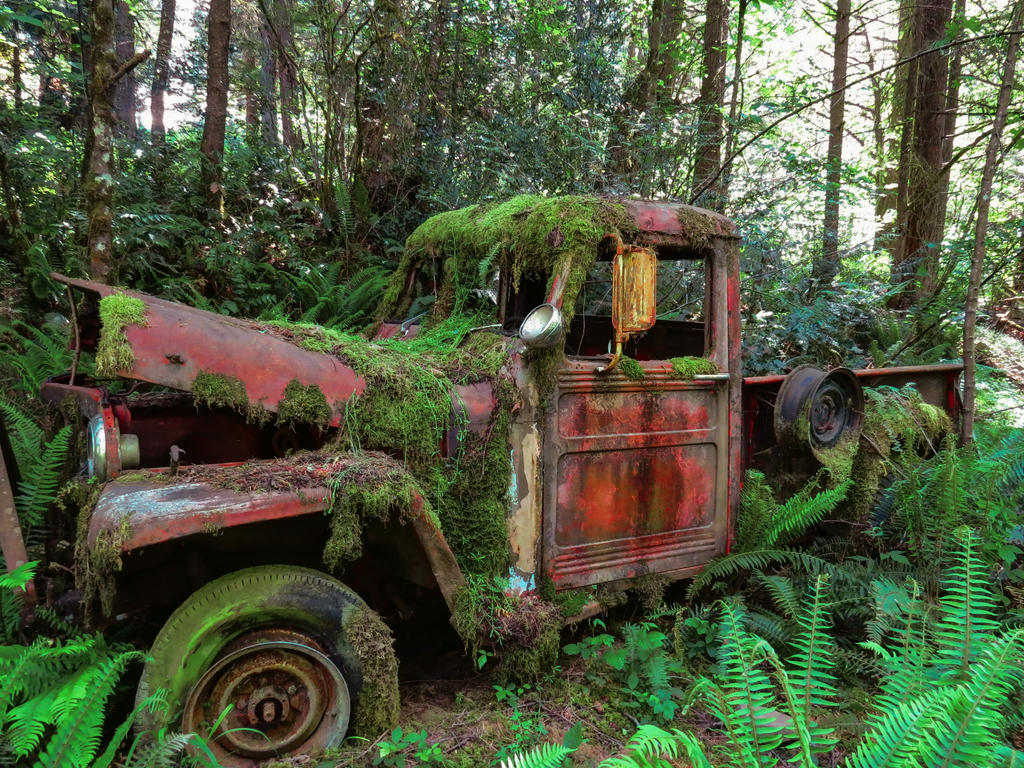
[344,604,400,738]
[669,356,719,380]
[277,379,331,428]
[618,356,645,380]
[95,293,147,377]
[848,386,954,520]
[322,455,434,569]
[191,371,270,426]
[378,195,638,327]
[65,479,125,619]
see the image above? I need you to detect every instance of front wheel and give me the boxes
[137,566,399,766]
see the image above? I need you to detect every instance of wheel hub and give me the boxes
[182,631,350,764]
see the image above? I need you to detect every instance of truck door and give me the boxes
[542,236,740,590]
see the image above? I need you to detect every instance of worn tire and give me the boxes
[136,566,398,766]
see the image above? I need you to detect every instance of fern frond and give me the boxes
[0,399,43,470]
[755,572,802,619]
[766,480,850,549]
[786,573,838,753]
[499,743,574,768]
[844,686,954,768]
[933,527,1001,674]
[704,603,784,766]
[916,629,1024,768]
[687,550,834,599]
[15,425,71,528]
[599,725,711,768]
[32,649,143,767]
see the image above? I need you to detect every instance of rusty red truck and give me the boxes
[3,196,961,765]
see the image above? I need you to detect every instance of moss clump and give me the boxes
[277,378,331,427]
[378,195,637,327]
[848,385,954,520]
[675,207,718,250]
[618,356,645,380]
[191,370,270,426]
[95,293,147,377]
[669,356,719,379]
[344,604,400,738]
[322,454,433,569]
[66,479,124,618]
[452,576,561,682]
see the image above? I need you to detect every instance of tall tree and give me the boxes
[112,0,137,138]
[275,2,301,152]
[961,0,1023,444]
[85,0,149,280]
[260,19,278,145]
[814,0,852,287]
[889,0,954,310]
[200,0,232,219]
[606,0,687,181]
[690,0,729,210]
[150,0,175,144]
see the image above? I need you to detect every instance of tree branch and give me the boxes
[110,49,151,86]
[689,26,1024,205]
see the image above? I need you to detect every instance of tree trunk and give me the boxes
[606,0,686,180]
[200,0,231,219]
[113,0,137,139]
[814,0,851,287]
[961,0,1022,445]
[87,0,118,282]
[719,0,746,204]
[690,0,729,211]
[11,22,23,111]
[260,19,278,145]
[889,0,954,310]
[151,0,175,144]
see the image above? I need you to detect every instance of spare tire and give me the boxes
[774,365,864,459]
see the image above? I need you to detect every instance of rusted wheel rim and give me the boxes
[182,632,350,763]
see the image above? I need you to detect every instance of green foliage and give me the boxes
[0,321,77,395]
[564,621,685,724]
[493,683,550,763]
[688,471,846,599]
[374,726,447,766]
[0,397,71,537]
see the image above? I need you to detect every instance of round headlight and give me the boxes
[86,413,109,481]
[519,303,564,349]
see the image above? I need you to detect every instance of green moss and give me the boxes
[277,378,331,428]
[192,371,271,426]
[344,604,400,738]
[95,293,147,377]
[322,455,434,569]
[452,576,561,683]
[618,356,645,380]
[675,207,717,251]
[848,386,954,520]
[65,479,124,619]
[378,195,637,327]
[668,356,719,380]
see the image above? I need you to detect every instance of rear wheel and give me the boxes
[137,566,397,766]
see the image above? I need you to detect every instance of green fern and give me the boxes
[14,424,71,530]
[687,549,834,599]
[785,574,837,753]
[499,742,574,768]
[600,724,711,768]
[933,527,1001,674]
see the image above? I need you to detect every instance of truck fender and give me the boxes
[84,453,466,611]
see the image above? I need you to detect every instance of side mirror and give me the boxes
[600,238,657,373]
[519,303,565,349]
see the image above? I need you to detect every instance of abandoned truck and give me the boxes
[3,196,961,766]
